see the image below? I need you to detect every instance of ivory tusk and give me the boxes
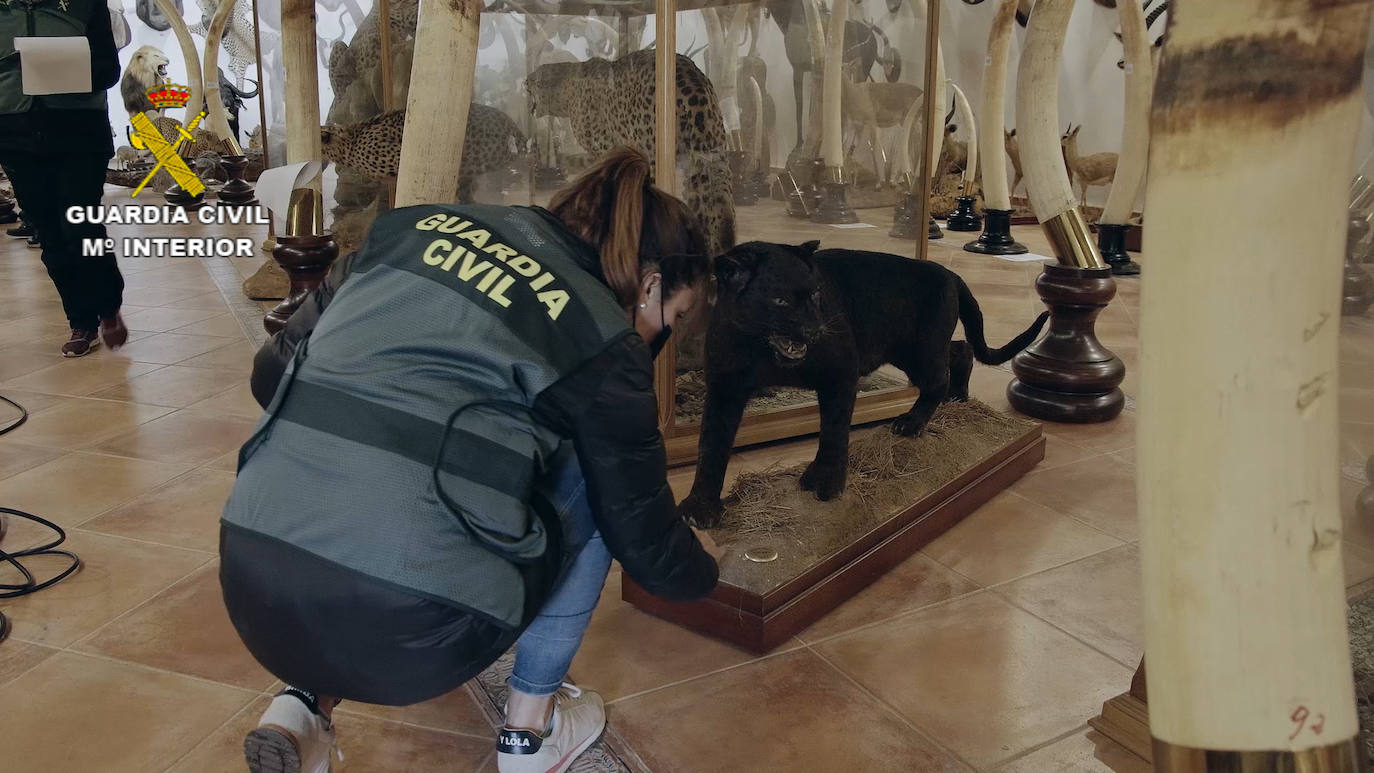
[395,0,481,207]
[978,0,1018,210]
[950,79,977,193]
[1015,0,1104,267]
[749,74,764,162]
[202,0,243,153]
[1098,0,1153,225]
[820,0,848,169]
[151,0,203,133]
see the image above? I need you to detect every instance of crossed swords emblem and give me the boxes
[129,110,207,198]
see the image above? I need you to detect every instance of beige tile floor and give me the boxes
[0,188,1371,772]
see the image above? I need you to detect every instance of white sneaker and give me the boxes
[497,683,606,773]
[244,690,341,773]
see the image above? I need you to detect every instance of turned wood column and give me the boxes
[1139,1,1371,768]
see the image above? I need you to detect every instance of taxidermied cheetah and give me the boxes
[526,49,736,258]
[319,104,526,202]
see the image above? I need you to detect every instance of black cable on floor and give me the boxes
[0,394,81,644]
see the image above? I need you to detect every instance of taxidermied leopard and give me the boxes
[526,49,736,258]
[319,104,526,201]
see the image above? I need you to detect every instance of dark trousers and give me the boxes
[1,151,122,330]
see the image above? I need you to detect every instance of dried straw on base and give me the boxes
[708,399,1031,592]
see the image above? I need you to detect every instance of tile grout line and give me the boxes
[990,587,1142,672]
[156,690,265,773]
[601,638,809,708]
[983,722,1097,771]
[62,553,217,653]
[794,586,988,649]
[804,642,980,772]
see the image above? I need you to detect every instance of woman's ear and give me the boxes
[637,271,662,306]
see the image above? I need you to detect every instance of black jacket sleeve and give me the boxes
[86,0,119,91]
[537,336,719,602]
[250,251,357,408]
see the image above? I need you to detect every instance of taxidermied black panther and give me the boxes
[677,241,1049,528]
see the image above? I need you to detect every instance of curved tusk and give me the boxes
[978,0,1018,210]
[1099,0,1153,225]
[950,80,977,192]
[926,40,946,184]
[202,0,242,153]
[749,74,764,162]
[151,0,204,133]
[1015,0,1104,267]
[820,0,849,168]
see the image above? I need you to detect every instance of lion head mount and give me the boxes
[120,45,170,118]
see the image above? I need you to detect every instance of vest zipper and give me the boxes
[24,7,34,36]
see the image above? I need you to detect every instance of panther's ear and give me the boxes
[792,240,821,265]
[715,250,761,291]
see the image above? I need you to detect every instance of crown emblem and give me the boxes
[146,84,192,109]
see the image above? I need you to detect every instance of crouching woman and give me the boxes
[220,147,718,773]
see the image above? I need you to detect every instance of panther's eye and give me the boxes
[772,297,789,306]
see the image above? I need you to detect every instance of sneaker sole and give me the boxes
[547,719,607,773]
[61,339,100,358]
[244,726,304,773]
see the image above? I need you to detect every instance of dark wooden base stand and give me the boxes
[264,233,339,335]
[623,424,1046,653]
[1088,658,1151,763]
[946,196,982,231]
[164,184,206,210]
[1008,264,1126,423]
[964,209,1028,255]
[889,193,921,239]
[728,150,758,206]
[1096,223,1142,276]
[811,181,858,224]
[217,155,258,207]
[533,164,566,191]
[929,215,943,240]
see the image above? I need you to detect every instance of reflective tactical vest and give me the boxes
[221,204,635,631]
[0,0,109,114]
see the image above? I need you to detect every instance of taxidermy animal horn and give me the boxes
[979,0,1019,211]
[1016,0,1105,267]
[950,80,978,192]
[1099,0,1152,227]
[201,0,242,153]
[150,0,203,130]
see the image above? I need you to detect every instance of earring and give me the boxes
[639,302,647,308]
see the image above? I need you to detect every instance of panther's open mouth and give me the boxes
[767,335,808,364]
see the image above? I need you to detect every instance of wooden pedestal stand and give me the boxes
[624,423,1045,653]
[217,155,258,207]
[890,192,921,239]
[164,184,206,210]
[965,209,1028,254]
[1008,263,1126,422]
[1089,658,1152,763]
[264,231,338,334]
[1097,223,1142,277]
[929,215,943,239]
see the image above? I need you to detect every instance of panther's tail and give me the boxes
[955,276,1049,365]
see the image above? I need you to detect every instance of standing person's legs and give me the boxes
[1,151,125,353]
[57,151,126,346]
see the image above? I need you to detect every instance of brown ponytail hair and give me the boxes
[547,147,710,309]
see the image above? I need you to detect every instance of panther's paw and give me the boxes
[678,494,725,529]
[800,461,846,501]
[891,412,928,437]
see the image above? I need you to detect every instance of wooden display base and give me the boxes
[625,421,1045,653]
[1088,659,1152,763]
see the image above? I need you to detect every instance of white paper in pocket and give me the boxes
[13,37,92,95]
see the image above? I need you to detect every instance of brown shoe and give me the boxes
[61,329,99,357]
[99,312,128,349]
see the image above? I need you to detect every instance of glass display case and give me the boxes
[254,0,942,467]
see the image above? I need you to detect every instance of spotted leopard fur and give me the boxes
[319,104,526,202]
[527,49,736,258]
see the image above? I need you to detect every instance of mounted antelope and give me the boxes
[839,58,923,186]
[1061,124,1117,207]
[1005,128,1023,194]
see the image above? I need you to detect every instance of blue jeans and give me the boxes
[508,449,613,697]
